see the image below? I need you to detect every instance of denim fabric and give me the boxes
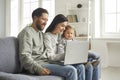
[85,64,99,80]
[88,51,100,80]
[73,64,85,80]
[85,63,93,80]
[93,65,99,80]
[42,64,77,80]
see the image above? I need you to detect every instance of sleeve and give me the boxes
[44,33,64,61]
[57,39,66,54]
[18,30,43,74]
[88,51,101,62]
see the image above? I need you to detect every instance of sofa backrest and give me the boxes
[0,37,20,73]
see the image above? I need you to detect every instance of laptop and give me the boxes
[48,40,89,65]
[63,40,89,65]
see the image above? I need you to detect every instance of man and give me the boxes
[18,7,50,75]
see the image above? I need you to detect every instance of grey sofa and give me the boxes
[0,37,64,80]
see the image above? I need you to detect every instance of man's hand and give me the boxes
[39,68,51,75]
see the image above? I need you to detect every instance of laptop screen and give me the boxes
[64,40,89,65]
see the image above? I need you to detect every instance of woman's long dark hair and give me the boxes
[45,14,68,32]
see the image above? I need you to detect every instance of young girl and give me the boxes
[57,25,100,80]
[44,14,85,80]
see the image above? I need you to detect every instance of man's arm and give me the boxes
[18,30,44,74]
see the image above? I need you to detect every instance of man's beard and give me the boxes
[36,23,42,31]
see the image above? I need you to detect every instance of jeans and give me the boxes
[93,65,99,80]
[42,64,77,80]
[73,64,85,80]
[85,63,93,80]
[88,51,100,80]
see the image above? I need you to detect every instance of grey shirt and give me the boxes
[18,25,48,74]
[58,38,74,54]
[44,32,64,61]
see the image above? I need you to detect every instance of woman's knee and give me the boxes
[67,65,77,73]
[75,64,85,70]
[65,65,78,79]
[85,63,93,71]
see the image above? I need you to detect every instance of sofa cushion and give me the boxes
[0,37,20,73]
[0,72,64,80]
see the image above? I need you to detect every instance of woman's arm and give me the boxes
[44,33,64,61]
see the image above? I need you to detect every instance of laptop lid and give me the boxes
[64,40,89,65]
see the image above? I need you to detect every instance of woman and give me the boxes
[43,14,85,80]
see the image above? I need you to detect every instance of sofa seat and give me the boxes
[0,72,64,80]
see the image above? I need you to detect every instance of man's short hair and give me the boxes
[32,7,48,20]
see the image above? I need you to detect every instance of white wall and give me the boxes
[0,0,6,37]
[55,0,88,16]
[91,38,120,68]
[55,0,66,15]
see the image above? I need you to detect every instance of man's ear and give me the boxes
[33,16,38,21]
